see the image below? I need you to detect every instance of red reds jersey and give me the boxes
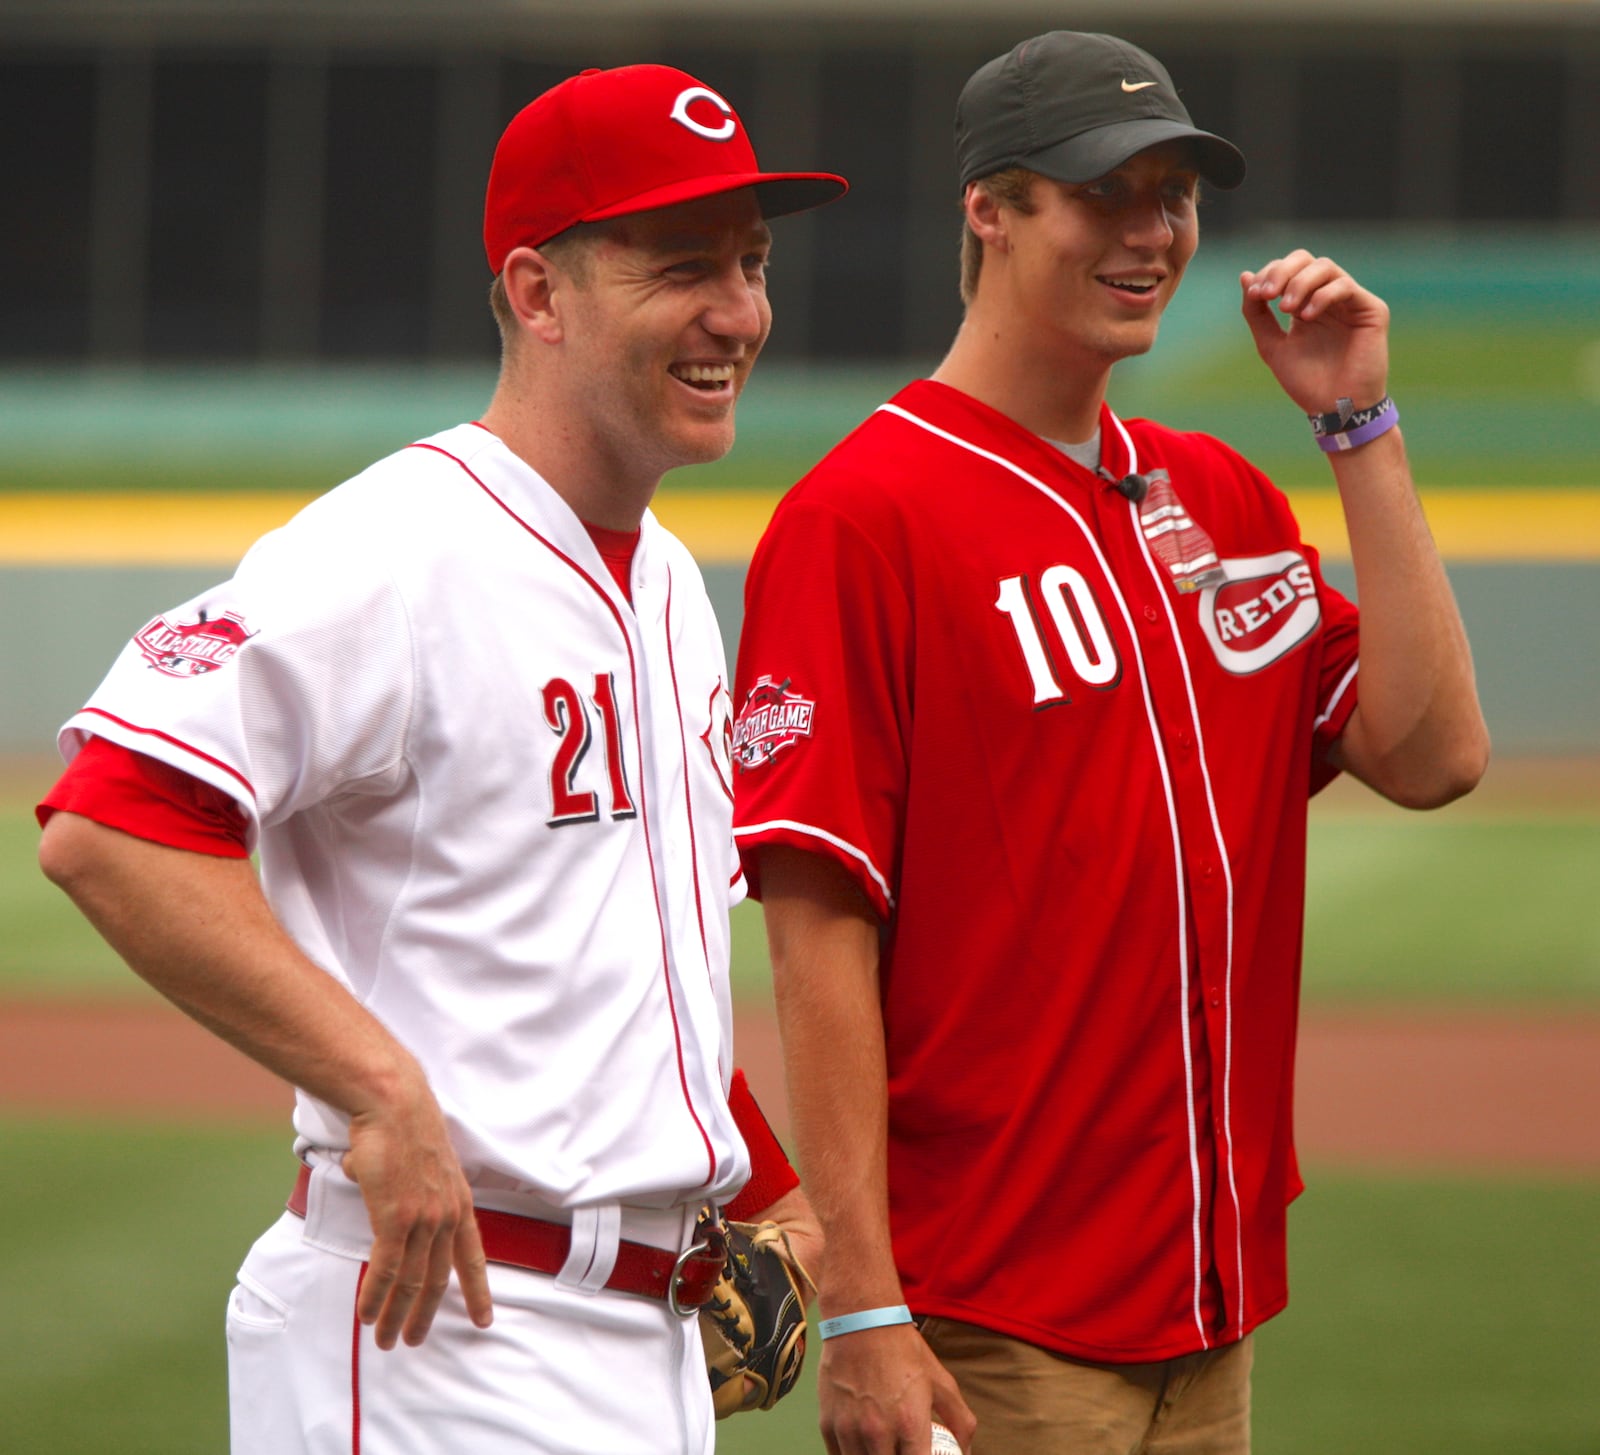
[732,380,1360,1363]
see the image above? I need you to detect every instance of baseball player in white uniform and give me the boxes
[37,64,845,1454]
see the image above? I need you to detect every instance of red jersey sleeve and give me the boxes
[721,1067,801,1222]
[1302,541,1361,795]
[37,735,252,858]
[732,491,912,917]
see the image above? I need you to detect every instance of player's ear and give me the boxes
[500,246,566,345]
[963,182,1010,255]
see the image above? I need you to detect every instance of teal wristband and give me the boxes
[817,1304,914,1340]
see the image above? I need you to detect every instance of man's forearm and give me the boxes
[758,845,975,1453]
[759,846,904,1316]
[1328,428,1490,806]
[39,810,425,1115]
[40,808,494,1347]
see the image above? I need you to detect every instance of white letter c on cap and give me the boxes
[670,86,736,141]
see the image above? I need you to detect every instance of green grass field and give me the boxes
[7,785,1597,1449]
[1,1117,1594,1455]
[1300,817,1600,1002]
[9,800,1597,1005]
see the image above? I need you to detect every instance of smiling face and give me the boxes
[546,190,773,494]
[990,141,1200,368]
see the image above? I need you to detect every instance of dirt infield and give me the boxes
[2,995,1596,1176]
[7,753,1596,1175]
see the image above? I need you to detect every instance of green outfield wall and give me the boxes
[2,556,1596,759]
[4,237,1596,758]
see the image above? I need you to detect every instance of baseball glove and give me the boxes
[699,1217,816,1418]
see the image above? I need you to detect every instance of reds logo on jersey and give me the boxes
[135,608,256,678]
[732,675,815,771]
[1196,552,1321,675]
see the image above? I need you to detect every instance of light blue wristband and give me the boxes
[817,1304,914,1340]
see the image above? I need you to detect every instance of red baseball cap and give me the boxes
[484,64,849,272]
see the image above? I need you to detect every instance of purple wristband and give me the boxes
[1312,396,1399,453]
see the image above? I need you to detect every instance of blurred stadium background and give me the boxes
[2,1,1597,1451]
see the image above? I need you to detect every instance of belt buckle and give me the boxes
[667,1206,727,1317]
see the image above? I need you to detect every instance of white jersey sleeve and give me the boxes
[64,501,415,844]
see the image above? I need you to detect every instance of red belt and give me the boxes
[287,1165,724,1313]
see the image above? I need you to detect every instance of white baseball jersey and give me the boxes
[63,422,751,1216]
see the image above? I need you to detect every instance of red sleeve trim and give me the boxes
[37,736,251,858]
[721,1066,800,1223]
[75,707,256,797]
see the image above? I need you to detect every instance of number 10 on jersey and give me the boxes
[995,567,1121,707]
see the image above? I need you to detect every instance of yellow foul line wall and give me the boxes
[2,489,1598,567]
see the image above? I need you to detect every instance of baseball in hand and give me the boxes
[931,1422,961,1455]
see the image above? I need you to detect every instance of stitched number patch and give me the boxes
[542,673,637,827]
[994,568,1121,707]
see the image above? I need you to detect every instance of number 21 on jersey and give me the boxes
[995,567,1121,707]
[542,673,636,826]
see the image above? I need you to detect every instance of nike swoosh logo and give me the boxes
[1121,79,1158,92]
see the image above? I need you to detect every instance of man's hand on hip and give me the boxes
[343,1079,494,1350]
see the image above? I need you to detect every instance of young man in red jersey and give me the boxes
[731,30,1487,1455]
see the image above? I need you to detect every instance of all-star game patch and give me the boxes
[733,675,816,771]
[135,608,256,678]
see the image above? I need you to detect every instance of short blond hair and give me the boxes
[488,271,514,337]
[487,221,609,352]
[959,167,1039,306]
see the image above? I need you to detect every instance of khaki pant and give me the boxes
[921,1318,1253,1455]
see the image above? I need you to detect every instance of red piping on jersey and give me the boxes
[1109,412,1248,1343]
[661,568,713,983]
[74,707,256,799]
[351,1262,367,1454]
[877,400,1216,1349]
[409,439,719,1186]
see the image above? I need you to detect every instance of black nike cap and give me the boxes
[955,31,1247,191]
